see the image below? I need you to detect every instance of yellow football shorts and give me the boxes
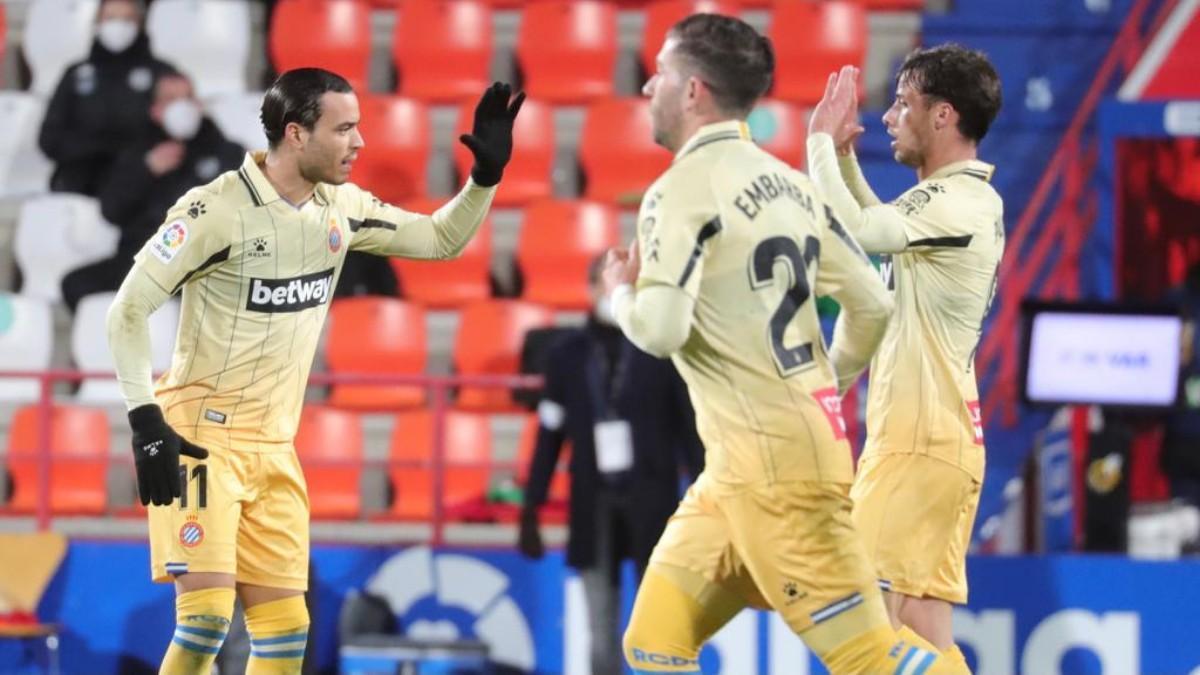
[148,431,310,591]
[850,453,981,604]
[649,472,883,634]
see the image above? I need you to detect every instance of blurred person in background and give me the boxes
[1163,261,1200,511]
[60,71,242,312]
[518,256,704,675]
[38,0,177,196]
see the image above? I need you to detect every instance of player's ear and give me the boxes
[284,121,307,149]
[933,101,955,132]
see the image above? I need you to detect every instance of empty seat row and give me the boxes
[19,0,869,106]
[0,404,568,520]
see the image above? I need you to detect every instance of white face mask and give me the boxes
[162,98,202,140]
[96,19,138,53]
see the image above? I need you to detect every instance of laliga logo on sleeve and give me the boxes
[151,220,189,264]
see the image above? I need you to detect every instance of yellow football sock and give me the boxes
[245,595,309,675]
[159,587,235,675]
[820,624,969,674]
[623,564,742,673]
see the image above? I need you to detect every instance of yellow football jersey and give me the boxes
[132,152,493,450]
[863,160,1004,481]
[635,121,891,486]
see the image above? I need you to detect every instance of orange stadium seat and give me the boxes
[326,298,427,410]
[270,0,372,92]
[748,98,807,168]
[294,405,363,519]
[516,0,618,104]
[394,0,492,102]
[517,199,620,309]
[516,414,570,507]
[453,300,554,410]
[579,98,672,207]
[0,4,6,86]
[5,405,108,515]
[453,97,554,206]
[640,0,741,76]
[768,0,866,105]
[389,199,492,307]
[351,96,431,204]
[388,410,491,520]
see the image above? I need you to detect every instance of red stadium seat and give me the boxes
[748,98,807,168]
[517,199,620,309]
[640,0,741,76]
[453,300,554,410]
[326,298,427,410]
[389,198,492,308]
[394,0,492,102]
[351,96,431,204]
[768,0,866,105]
[453,97,554,206]
[5,405,108,515]
[388,410,491,520]
[579,98,672,207]
[0,5,6,87]
[516,0,617,104]
[269,0,372,92]
[294,405,363,519]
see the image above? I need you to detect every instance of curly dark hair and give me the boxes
[261,68,354,149]
[668,13,775,116]
[898,43,1002,143]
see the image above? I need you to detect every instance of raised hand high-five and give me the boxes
[809,65,865,156]
[459,82,526,187]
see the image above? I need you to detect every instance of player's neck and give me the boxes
[261,152,317,207]
[916,139,977,181]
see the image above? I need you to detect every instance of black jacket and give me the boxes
[38,32,177,196]
[99,118,243,255]
[524,320,704,571]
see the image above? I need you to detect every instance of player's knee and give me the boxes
[171,587,237,657]
[245,594,310,660]
[622,618,701,674]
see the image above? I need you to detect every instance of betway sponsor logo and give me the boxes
[246,268,334,313]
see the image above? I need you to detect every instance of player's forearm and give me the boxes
[106,265,172,411]
[829,291,893,395]
[808,134,907,254]
[611,283,694,358]
[839,151,883,207]
[389,179,496,259]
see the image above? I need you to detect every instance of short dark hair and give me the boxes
[261,68,354,149]
[668,14,775,116]
[898,43,1002,143]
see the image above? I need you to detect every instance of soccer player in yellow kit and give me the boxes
[806,47,1004,670]
[105,68,523,675]
[601,15,962,675]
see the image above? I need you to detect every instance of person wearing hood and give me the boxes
[518,255,705,675]
[38,0,178,196]
[60,71,243,311]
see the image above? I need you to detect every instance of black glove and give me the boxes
[129,404,209,506]
[459,81,526,187]
[517,507,544,559]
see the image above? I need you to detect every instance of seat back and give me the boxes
[516,0,617,103]
[0,294,53,402]
[453,300,554,410]
[747,98,807,168]
[294,405,363,519]
[394,0,492,102]
[388,410,491,519]
[517,199,619,309]
[453,97,553,206]
[269,0,372,91]
[6,405,109,514]
[207,91,270,152]
[351,96,431,204]
[326,297,427,409]
[0,93,54,198]
[147,0,252,98]
[390,201,491,308]
[23,0,99,96]
[579,97,671,206]
[15,194,119,302]
[769,0,866,105]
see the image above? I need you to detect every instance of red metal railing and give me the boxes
[975,0,1180,425]
[0,369,543,547]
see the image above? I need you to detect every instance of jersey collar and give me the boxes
[674,119,753,162]
[927,158,995,183]
[238,152,331,208]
